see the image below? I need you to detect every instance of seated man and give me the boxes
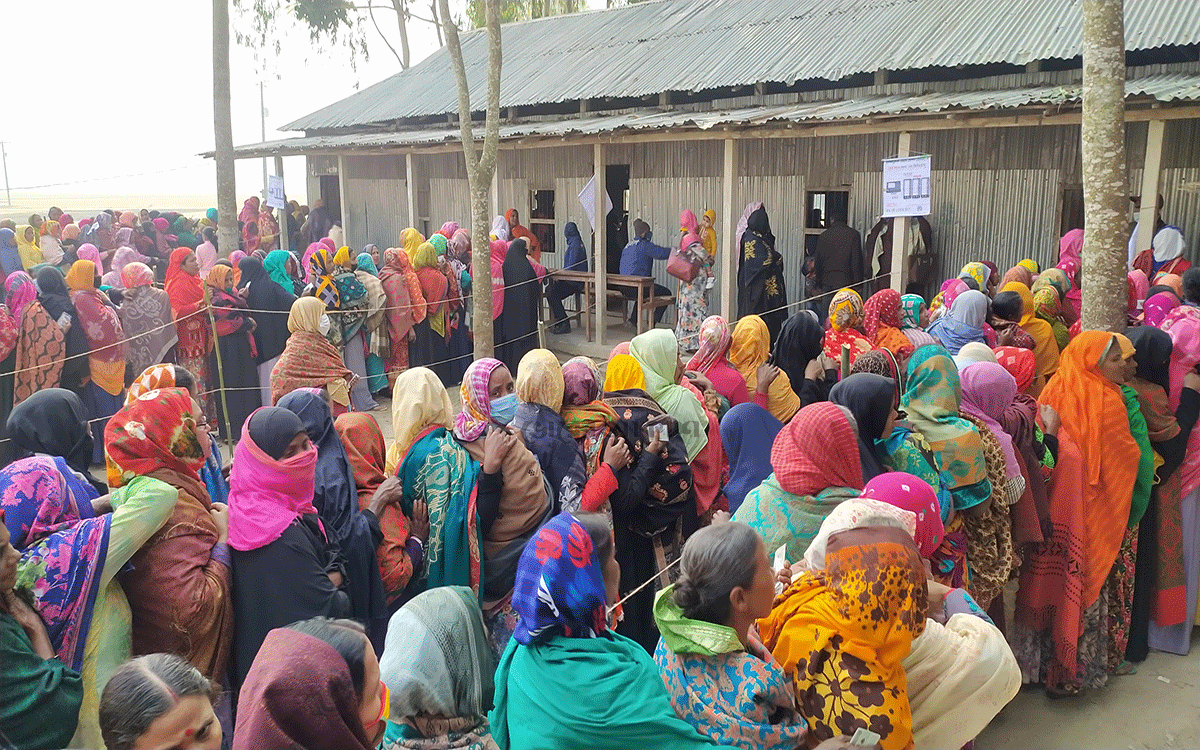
[618,219,673,325]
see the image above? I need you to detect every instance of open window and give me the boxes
[804,190,850,254]
[529,189,556,255]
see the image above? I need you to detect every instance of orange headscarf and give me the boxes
[1038,330,1139,608]
[1001,281,1059,379]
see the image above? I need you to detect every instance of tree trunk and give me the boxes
[440,0,501,358]
[1080,0,1127,332]
[394,0,411,68]
[213,0,239,259]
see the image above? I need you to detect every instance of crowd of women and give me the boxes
[1,195,1199,750]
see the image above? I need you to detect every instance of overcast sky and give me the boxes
[6,0,599,204]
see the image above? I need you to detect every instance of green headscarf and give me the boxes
[263,249,293,290]
[429,233,448,257]
[653,585,742,656]
[1121,383,1155,528]
[630,329,709,461]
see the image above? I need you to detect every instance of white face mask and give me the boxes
[318,313,331,335]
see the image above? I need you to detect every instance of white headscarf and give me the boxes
[1153,226,1187,263]
[491,215,510,242]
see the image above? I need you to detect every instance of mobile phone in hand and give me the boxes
[649,423,668,442]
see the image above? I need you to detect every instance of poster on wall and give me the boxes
[266,175,286,210]
[881,155,931,217]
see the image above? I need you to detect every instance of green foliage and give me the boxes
[463,0,586,30]
[234,0,371,74]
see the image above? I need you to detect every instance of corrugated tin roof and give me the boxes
[284,0,1200,131]
[230,73,1200,157]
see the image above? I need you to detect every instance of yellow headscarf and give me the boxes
[15,225,41,269]
[1017,258,1039,275]
[287,295,326,334]
[385,366,455,473]
[728,314,801,423]
[515,349,565,412]
[411,242,439,270]
[603,354,646,391]
[333,246,353,268]
[65,260,97,292]
[1000,281,1060,378]
[400,227,424,259]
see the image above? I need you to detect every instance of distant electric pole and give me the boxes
[1,141,10,206]
[260,81,269,200]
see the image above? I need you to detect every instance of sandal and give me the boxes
[1114,660,1138,676]
[1046,684,1083,699]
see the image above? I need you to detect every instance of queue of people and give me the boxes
[1,196,1198,750]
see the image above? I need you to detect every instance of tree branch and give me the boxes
[439,0,479,171]
[367,1,405,68]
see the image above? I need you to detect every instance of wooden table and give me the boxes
[544,269,674,341]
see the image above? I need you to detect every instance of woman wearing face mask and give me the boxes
[234,617,387,750]
[227,407,351,688]
[270,296,355,412]
[490,512,721,750]
[103,389,233,690]
[99,654,222,750]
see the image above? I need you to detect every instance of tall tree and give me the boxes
[439,0,501,358]
[1079,0,1127,331]
[464,0,584,28]
[213,0,239,258]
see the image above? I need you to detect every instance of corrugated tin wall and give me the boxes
[345,177,410,250]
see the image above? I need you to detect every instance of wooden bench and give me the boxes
[544,269,674,340]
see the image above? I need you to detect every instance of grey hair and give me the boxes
[99,653,216,750]
[671,522,761,624]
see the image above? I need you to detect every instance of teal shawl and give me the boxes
[730,475,860,562]
[399,427,484,600]
[489,630,718,750]
[1122,384,1155,528]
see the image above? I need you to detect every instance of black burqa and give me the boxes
[6,388,108,497]
[771,310,828,404]
[497,238,539,377]
[35,267,89,393]
[276,390,386,629]
[1125,326,1200,662]
[738,206,788,344]
[238,256,296,364]
[828,372,893,483]
[601,388,697,653]
[230,408,350,687]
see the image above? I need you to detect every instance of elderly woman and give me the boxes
[2,458,178,747]
[270,296,355,410]
[489,512,720,750]
[380,587,499,749]
[226,407,351,687]
[732,402,868,561]
[66,259,127,465]
[98,654,222,750]
[653,522,807,750]
[104,388,233,686]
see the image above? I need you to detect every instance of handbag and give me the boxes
[666,245,700,282]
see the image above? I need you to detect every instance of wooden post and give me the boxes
[274,155,290,255]
[1136,119,1166,254]
[720,137,739,321]
[594,143,608,346]
[336,154,350,249]
[889,131,913,293]
[405,152,418,232]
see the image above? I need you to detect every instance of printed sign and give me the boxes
[266,175,286,210]
[881,155,931,217]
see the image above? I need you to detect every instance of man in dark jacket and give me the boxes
[813,209,864,294]
[618,219,672,324]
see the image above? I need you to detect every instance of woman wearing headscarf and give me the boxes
[100,246,150,290]
[863,288,913,355]
[1014,332,1142,696]
[7,271,63,412]
[1031,284,1071,352]
[927,288,990,355]
[732,402,867,561]
[652,522,807,750]
[238,254,296,406]
[560,357,618,474]
[114,262,176,381]
[376,247,424,385]
[306,246,342,314]
[6,387,106,501]
[354,251,390,395]
[1122,327,1200,663]
[771,308,832,405]
[278,389,387,632]
[404,241,449,381]
[959,261,992,294]
[759,519,928,749]
[226,407,350,687]
[0,228,22,276]
[38,219,64,266]
[495,237,539,379]
[674,232,713,352]
[720,403,782,514]
[1001,280,1060,385]
[256,206,279,253]
[729,314,800,422]
[1133,225,1191,279]
[1143,290,1180,328]
[737,205,787,344]
[204,265,259,441]
[2,457,178,747]
[685,315,750,407]
[103,388,233,687]
[380,586,499,749]
[261,248,297,296]
[234,619,385,750]
[270,296,355,409]
[320,254,372,410]
[631,329,724,516]
[489,512,720,750]
[898,293,938,349]
[165,248,212,410]
[66,259,127,465]
[34,266,88,395]
[15,225,41,271]
[490,215,510,242]
[823,288,872,364]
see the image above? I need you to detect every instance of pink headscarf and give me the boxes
[686,315,731,374]
[958,361,1023,482]
[489,240,507,319]
[61,223,80,241]
[679,210,699,246]
[152,217,170,233]
[76,243,102,267]
[1167,317,1200,498]
[228,409,321,551]
[1128,269,1150,312]
[1144,291,1180,328]
[302,242,322,282]
[941,278,970,310]
[4,271,37,321]
[318,238,336,252]
[438,221,459,238]
[609,341,631,358]
[1059,228,1083,268]
[454,357,505,442]
[860,472,945,559]
[102,246,151,288]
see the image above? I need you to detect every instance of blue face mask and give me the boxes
[490,393,518,426]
